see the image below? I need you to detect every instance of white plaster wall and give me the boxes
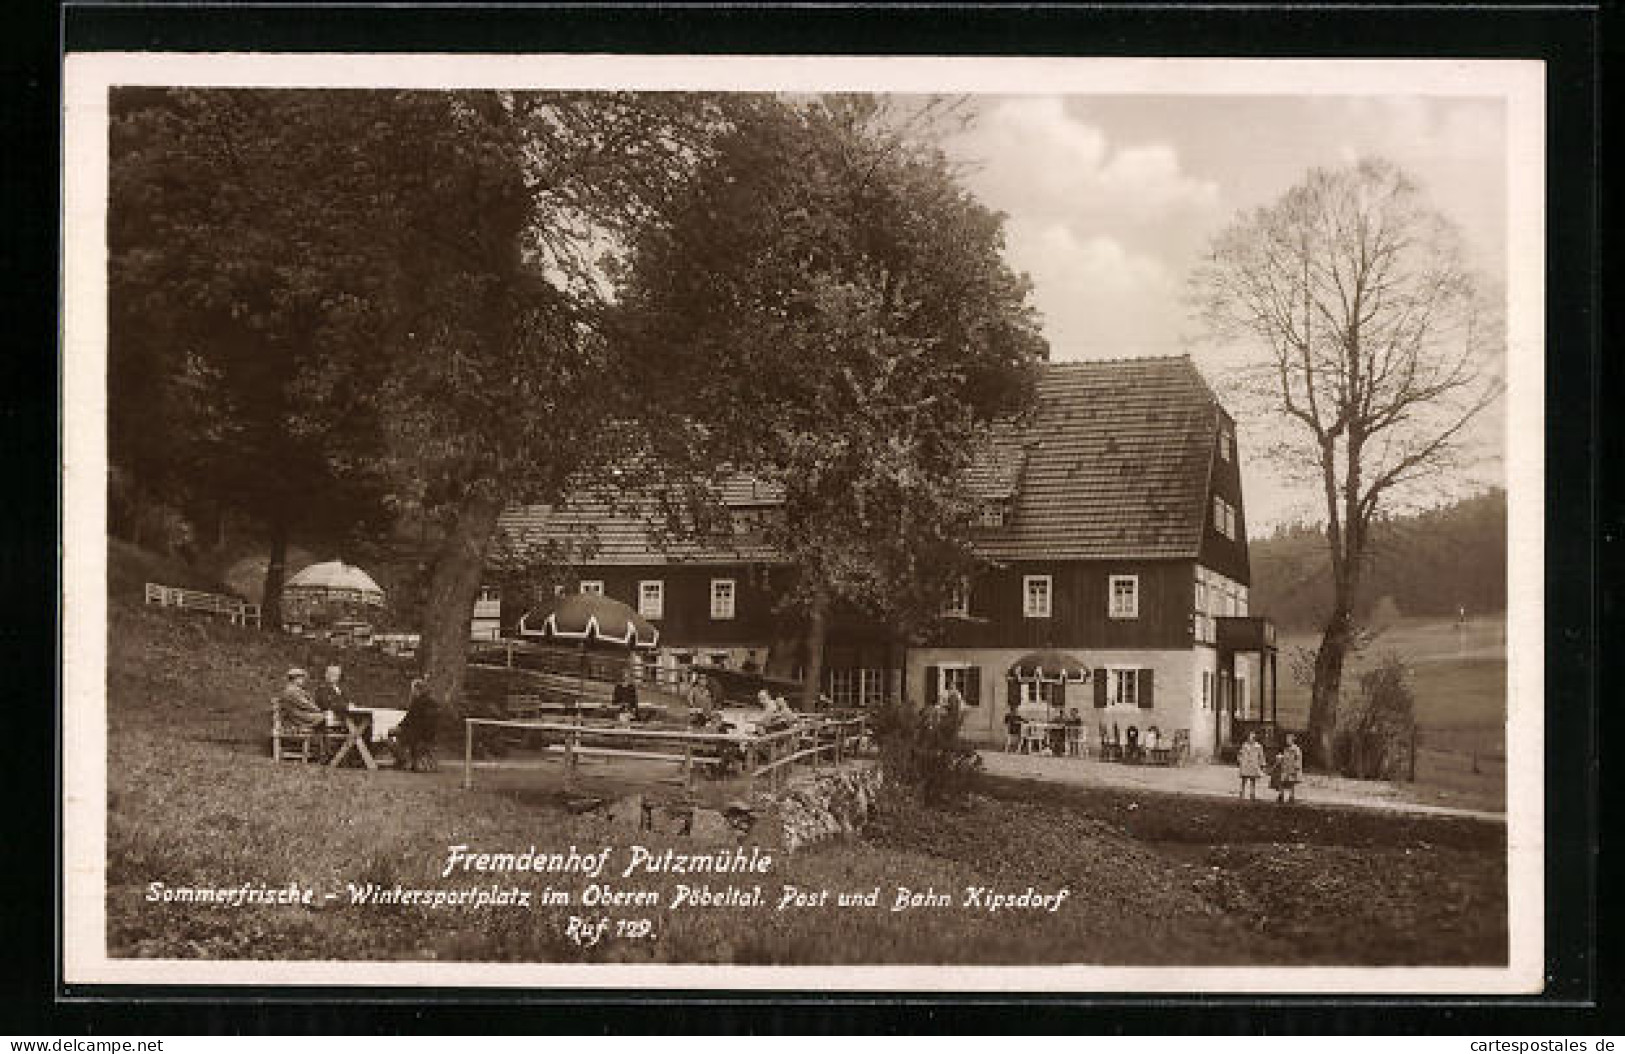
[906,647,1204,752]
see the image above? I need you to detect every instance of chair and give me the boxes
[1098,723,1121,762]
[1065,722,1085,758]
[1003,718,1023,753]
[270,699,340,763]
[1019,720,1048,755]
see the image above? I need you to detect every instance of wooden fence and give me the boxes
[144,582,261,628]
[461,713,869,794]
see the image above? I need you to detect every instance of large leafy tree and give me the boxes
[1191,158,1503,766]
[110,88,399,623]
[364,91,734,709]
[618,96,1046,707]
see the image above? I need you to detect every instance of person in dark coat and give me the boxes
[390,678,440,771]
[612,670,640,720]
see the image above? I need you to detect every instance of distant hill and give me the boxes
[1249,488,1507,631]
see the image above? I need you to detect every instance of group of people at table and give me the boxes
[276,664,440,769]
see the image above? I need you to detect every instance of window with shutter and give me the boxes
[1140,668,1155,708]
[1094,669,1108,708]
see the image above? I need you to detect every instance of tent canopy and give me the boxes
[284,560,385,607]
[518,593,659,650]
[1007,650,1091,685]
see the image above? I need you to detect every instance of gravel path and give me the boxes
[978,750,1505,823]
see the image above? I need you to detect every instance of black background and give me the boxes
[2,0,1610,1035]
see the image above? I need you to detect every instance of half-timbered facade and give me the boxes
[491,356,1277,758]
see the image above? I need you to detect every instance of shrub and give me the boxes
[1334,652,1416,780]
[869,697,983,806]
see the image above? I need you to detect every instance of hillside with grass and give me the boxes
[105,588,1506,965]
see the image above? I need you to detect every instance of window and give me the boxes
[1237,674,1249,719]
[1219,428,1233,462]
[1236,587,1249,617]
[1202,670,1214,711]
[976,500,1009,528]
[1225,502,1238,539]
[935,664,981,706]
[1109,574,1139,619]
[827,668,857,708]
[942,579,969,618]
[859,668,886,706]
[638,580,664,620]
[1194,576,1207,614]
[1213,497,1226,534]
[1023,575,1052,619]
[579,580,604,596]
[1107,668,1140,708]
[710,578,736,620]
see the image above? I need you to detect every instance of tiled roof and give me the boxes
[496,495,781,567]
[498,356,1222,565]
[973,357,1220,560]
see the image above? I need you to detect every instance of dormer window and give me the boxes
[976,499,1010,528]
[1219,427,1234,462]
[942,578,970,618]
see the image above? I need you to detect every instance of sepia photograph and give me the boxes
[60,53,1545,991]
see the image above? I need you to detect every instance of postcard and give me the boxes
[61,52,1545,992]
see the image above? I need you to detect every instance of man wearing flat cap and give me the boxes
[278,667,329,756]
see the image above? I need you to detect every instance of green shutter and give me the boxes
[965,666,981,706]
[1094,669,1108,708]
[1139,668,1155,709]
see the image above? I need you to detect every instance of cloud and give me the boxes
[956,97,1220,233]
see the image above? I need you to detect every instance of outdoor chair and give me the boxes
[1098,723,1121,762]
[1003,720,1022,753]
[1018,721,1048,755]
[270,699,343,763]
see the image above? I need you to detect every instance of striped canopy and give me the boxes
[1008,650,1091,685]
[517,593,659,650]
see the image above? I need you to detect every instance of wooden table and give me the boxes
[326,708,403,771]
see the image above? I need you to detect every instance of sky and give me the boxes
[942,94,1509,530]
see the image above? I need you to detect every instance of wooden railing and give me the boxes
[144,582,261,628]
[461,713,870,794]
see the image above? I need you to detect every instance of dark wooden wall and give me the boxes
[929,559,1198,651]
[1199,409,1251,584]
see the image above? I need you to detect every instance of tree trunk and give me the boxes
[261,517,289,629]
[800,586,829,711]
[763,627,801,680]
[417,488,504,716]
[1307,603,1353,769]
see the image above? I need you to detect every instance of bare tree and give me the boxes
[1191,158,1503,766]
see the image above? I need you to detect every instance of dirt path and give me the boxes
[978,750,1505,823]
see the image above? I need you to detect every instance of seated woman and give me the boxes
[389,678,440,772]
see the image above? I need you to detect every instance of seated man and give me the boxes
[276,667,329,759]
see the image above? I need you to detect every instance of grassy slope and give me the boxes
[106,599,1506,966]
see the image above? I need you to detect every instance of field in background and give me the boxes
[1275,615,1507,811]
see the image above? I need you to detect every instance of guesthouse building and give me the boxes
[490,356,1278,759]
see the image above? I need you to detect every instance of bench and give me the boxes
[146,582,261,628]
